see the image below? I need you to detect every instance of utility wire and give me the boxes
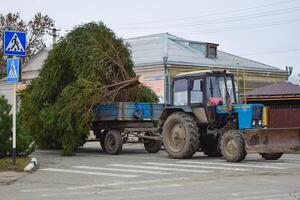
[243,49,300,56]
[166,18,300,35]
[113,6,300,31]
[113,0,297,27]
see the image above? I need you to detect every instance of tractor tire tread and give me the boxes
[220,130,247,162]
[163,112,200,159]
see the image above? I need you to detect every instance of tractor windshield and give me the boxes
[206,76,235,106]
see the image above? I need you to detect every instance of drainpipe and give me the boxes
[163,56,168,104]
[163,34,169,104]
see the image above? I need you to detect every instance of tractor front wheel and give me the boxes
[260,153,283,160]
[220,130,247,162]
[162,112,200,159]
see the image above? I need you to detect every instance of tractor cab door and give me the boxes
[205,74,237,126]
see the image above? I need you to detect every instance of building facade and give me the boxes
[126,33,288,103]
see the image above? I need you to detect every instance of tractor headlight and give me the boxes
[258,120,262,126]
[252,120,256,126]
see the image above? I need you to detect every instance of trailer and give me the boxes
[90,102,164,155]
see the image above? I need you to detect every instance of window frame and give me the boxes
[204,73,237,105]
[190,78,204,104]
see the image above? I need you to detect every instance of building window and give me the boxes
[206,44,218,58]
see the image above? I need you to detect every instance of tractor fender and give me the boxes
[159,106,193,122]
[159,106,208,125]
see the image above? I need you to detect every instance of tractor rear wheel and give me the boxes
[162,112,200,159]
[220,130,247,162]
[260,153,283,160]
[104,130,123,155]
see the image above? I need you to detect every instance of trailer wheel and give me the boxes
[220,130,247,162]
[260,153,283,160]
[104,130,123,155]
[162,112,199,159]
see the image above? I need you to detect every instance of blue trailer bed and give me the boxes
[92,102,165,122]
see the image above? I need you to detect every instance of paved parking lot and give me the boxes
[1,142,300,200]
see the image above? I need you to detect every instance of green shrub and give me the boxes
[0,96,12,158]
[0,95,34,157]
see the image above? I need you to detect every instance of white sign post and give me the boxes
[4,30,26,166]
[6,57,21,166]
[12,82,17,165]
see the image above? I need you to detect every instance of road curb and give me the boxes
[24,157,38,172]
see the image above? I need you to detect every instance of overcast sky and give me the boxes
[1,0,300,76]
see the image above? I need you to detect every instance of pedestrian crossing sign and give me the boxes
[7,58,20,83]
[4,31,26,56]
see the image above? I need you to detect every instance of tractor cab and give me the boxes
[170,70,263,130]
[172,70,236,107]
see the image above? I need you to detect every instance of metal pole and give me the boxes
[243,69,247,104]
[49,27,60,45]
[12,82,16,166]
[163,56,168,104]
[236,62,240,103]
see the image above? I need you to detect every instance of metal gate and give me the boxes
[268,105,300,128]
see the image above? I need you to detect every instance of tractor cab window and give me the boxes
[206,76,235,106]
[173,79,188,106]
[191,79,203,104]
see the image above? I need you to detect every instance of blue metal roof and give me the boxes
[125,33,284,72]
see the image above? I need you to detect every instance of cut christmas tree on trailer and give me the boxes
[20,22,158,155]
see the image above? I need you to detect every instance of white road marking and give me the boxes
[178,160,288,170]
[144,162,250,171]
[255,161,300,166]
[230,190,281,196]
[108,164,212,173]
[40,184,182,197]
[39,168,138,178]
[72,165,171,175]
[232,193,290,200]
[21,177,192,192]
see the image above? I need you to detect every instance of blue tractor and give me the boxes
[160,70,296,162]
[91,70,300,161]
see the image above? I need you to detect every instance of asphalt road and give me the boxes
[1,142,300,200]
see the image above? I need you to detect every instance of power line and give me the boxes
[113,6,300,31]
[169,18,300,35]
[113,0,297,27]
[242,49,300,56]
[120,17,300,38]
